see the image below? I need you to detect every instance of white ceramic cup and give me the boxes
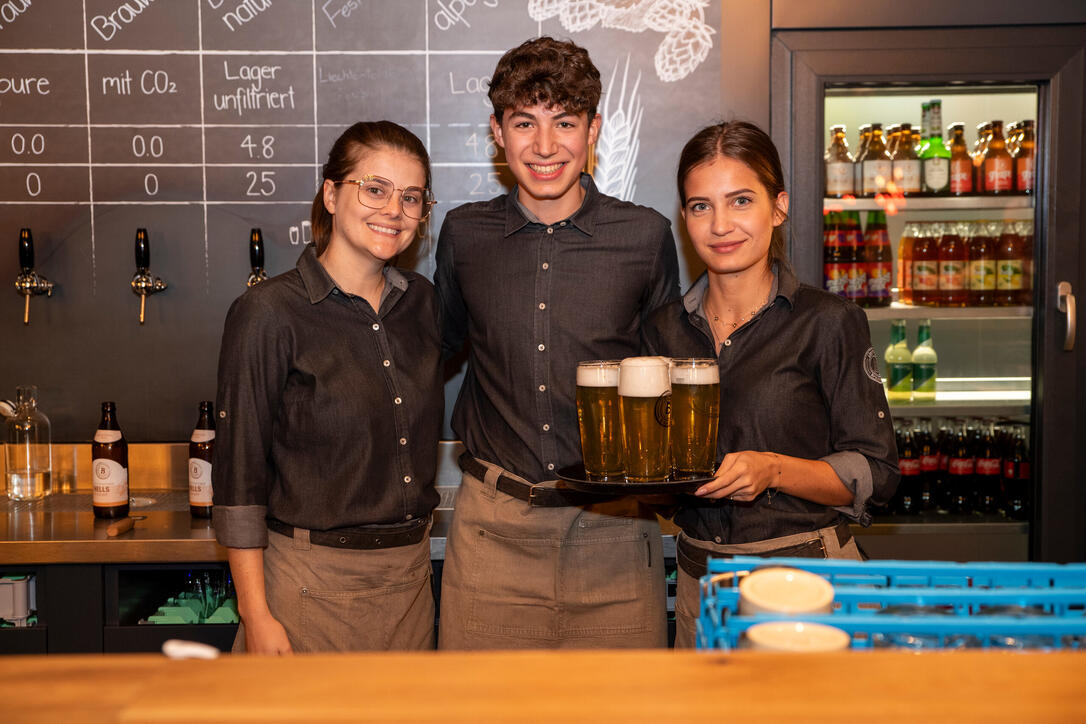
[738,566,835,616]
[740,621,851,652]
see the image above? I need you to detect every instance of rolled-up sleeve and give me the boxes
[818,304,900,526]
[212,291,289,548]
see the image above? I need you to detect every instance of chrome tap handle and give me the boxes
[130,228,166,324]
[14,228,53,325]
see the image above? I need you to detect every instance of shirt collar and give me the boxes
[683,262,798,320]
[503,172,599,237]
[296,244,409,305]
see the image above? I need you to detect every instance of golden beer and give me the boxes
[619,357,671,482]
[576,361,625,481]
[669,359,720,477]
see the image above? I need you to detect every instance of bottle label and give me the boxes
[997,259,1024,291]
[1016,156,1034,192]
[985,157,1014,192]
[923,157,949,192]
[913,363,936,394]
[846,263,867,300]
[969,259,997,291]
[867,262,891,299]
[976,458,1001,476]
[950,158,973,193]
[938,260,966,291]
[826,162,853,195]
[92,458,128,505]
[863,160,892,194]
[823,263,848,296]
[948,457,975,476]
[191,430,216,443]
[892,160,921,193]
[886,362,913,395]
[94,429,122,443]
[1003,460,1015,479]
[899,458,921,476]
[920,454,939,472]
[912,260,938,290]
[1017,461,1031,480]
[189,458,214,505]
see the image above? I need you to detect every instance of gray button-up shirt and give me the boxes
[642,263,899,543]
[436,173,680,483]
[213,245,443,548]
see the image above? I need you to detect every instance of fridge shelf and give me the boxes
[823,196,1034,212]
[889,400,1030,419]
[865,304,1032,321]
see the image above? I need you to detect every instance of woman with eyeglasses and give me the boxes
[212,121,443,653]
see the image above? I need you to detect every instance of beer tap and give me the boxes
[247,228,267,287]
[130,228,167,325]
[14,228,54,325]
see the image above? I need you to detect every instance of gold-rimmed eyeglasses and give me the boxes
[333,175,435,220]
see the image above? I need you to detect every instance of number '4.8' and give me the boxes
[240,135,275,159]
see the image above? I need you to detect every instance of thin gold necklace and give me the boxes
[705,290,769,331]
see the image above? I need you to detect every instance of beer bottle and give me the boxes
[1013,119,1035,194]
[974,420,1002,515]
[860,123,893,196]
[896,424,922,515]
[972,122,990,193]
[853,124,871,197]
[937,222,968,307]
[1005,122,1019,156]
[843,211,867,304]
[1016,220,1033,306]
[1002,425,1031,521]
[822,212,847,297]
[948,123,973,196]
[995,221,1025,306]
[92,401,129,519]
[824,125,854,197]
[946,424,975,514]
[920,101,950,195]
[884,319,913,404]
[188,401,215,519]
[891,123,921,195]
[912,319,937,403]
[897,222,916,305]
[983,121,1014,194]
[967,221,997,306]
[863,210,892,307]
[886,124,901,160]
[911,222,940,306]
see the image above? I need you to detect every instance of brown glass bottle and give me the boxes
[937,222,968,307]
[92,401,129,519]
[948,123,973,196]
[859,123,893,196]
[972,122,991,193]
[824,125,854,198]
[983,121,1014,194]
[891,123,921,195]
[1013,119,1036,194]
[188,401,215,518]
[853,124,871,197]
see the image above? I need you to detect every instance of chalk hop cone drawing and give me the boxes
[528,0,715,82]
[593,56,643,202]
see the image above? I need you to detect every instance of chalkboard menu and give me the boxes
[0,0,721,441]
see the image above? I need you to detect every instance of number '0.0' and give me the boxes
[11,133,45,155]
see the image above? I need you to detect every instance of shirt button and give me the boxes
[218,410,226,419]
[406,513,413,520]
[538,385,546,392]
[547,463,555,471]
[878,411,886,419]
[542,262,549,270]
[560,221,567,226]
[372,323,380,331]
[542,424,550,431]
[383,360,391,367]
[404,475,412,484]
[332,289,339,295]
[394,397,402,405]
[538,344,546,352]
[546,227,554,234]
[714,536,722,544]
[724,339,732,347]
[538,303,545,310]
[399,437,407,445]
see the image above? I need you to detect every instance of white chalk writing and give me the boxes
[433,0,499,32]
[0,0,33,32]
[90,0,157,42]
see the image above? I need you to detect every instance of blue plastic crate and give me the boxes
[697,556,1086,651]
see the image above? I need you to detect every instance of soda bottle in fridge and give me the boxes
[937,222,968,307]
[967,221,997,306]
[863,210,892,307]
[911,222,940,306]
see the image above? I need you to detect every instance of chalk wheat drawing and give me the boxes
[592,55,643,201]
[528,0,715,82]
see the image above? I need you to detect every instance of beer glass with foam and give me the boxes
[618,357,671,482]
[669,358,720,477]
[576,360,625,481]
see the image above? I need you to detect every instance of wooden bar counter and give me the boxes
[2,649,1085,723]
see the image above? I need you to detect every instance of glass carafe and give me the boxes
[5,385,52,500]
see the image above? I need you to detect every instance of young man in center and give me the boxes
[435,36,680,649]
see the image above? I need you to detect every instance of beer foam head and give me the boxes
[577,361,620,387]
[670,359,720,385]
[619,356,671,397]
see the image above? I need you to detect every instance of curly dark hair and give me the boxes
[488,37,601,122]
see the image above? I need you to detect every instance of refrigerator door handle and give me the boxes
[1057,281,1076,351]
